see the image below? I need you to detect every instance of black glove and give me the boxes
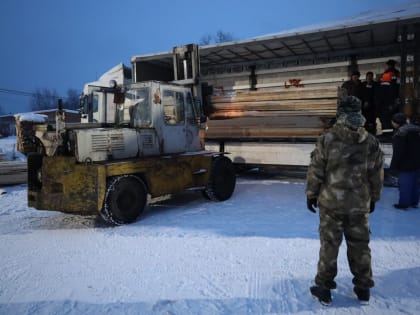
[370,201,375,213]
[307,198,318,213]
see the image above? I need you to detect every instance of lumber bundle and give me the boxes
[205,87,339,139]
[0,161,27,185]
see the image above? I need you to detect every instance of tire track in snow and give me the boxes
[248,271,262,299]
[200,274,229,298]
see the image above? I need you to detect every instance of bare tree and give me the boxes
[64,89,80,110]
[30,88,60,111]
[30,88,81,111]
[215,30,234,43]
[199,34,213,45]
[199,30,234,45]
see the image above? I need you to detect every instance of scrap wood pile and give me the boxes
[0,160,27,186]
[15,119,39,155]
[205,87,339,139]
[0,142,27,186]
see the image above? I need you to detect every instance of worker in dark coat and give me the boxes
[306,96,384,306]
[390,113,420,209]
[362,71,378,134]
[376,59,400,130]
[342,70,365,101]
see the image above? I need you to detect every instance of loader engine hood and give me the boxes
[74,128,160,162]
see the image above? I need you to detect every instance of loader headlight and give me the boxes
[109,80,117,89]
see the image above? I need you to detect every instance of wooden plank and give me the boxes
[211,88,338,102]
[0,161,27,185]
[207,115,327,126]
[0,161,27,174]
[209,110,336,119]
[205,127,325,138]
[211,100,337,112]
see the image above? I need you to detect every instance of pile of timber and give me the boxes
[205,87,339,139]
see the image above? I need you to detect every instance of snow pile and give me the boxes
[15,112,48,123]
[0,136,26,161]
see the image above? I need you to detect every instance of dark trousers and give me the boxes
[398,170,420,207]
[315,211,374,290]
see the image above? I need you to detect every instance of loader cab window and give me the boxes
[92,94,99,113]
[127,87,151,127]
[162,90,185,125]
[81,93,99,122]
[185,92,196,124]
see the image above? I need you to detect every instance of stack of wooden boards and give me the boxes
[205,87,338,139]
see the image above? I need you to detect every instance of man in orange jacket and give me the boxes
[376,59,400,130]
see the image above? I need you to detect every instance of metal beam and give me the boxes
[370,28,375,47]
[226,49,252,62]
[243,46,265,59]
[301,38,315,54]
[346,32,354,48]
[323,36,334,51]
[200,42,401,75]
[261,44,283,58]
[281,41,297,55]
[211,50,238,64]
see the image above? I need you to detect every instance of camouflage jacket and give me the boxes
[306,122,384,214]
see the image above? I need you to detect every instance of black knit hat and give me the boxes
[391,113,406,125]
[337,95,362,114]
[336,96,365,129]
[386,59,397,67]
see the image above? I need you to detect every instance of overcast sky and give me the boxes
[0,0,414,114]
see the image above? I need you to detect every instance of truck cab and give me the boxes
[80,63,132,124]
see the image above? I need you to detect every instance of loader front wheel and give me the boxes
[101,175,147,225]
[204,156,236,201]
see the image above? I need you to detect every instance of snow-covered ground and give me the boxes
[1,137,420,315]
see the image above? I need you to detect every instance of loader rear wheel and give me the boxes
[27,153,43,190]
[204,156,236,201]
[101,175,147,225]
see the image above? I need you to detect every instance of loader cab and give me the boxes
[154,82,203,153]
[80,81,203,153]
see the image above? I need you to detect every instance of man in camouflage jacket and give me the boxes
[306,96,384,305]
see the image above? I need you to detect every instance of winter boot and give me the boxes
[393,203,408,210]
[354,287,370,304]
[310,285,332,306]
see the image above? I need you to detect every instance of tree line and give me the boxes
[30,88,80,112]
[0,88,81,116]
[199,31,234,45]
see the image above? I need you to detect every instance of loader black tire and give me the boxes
[204,156,236,201]
[27,153,43,190]
[101,175,147,225]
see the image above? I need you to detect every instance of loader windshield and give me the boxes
[126,87,151,127]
